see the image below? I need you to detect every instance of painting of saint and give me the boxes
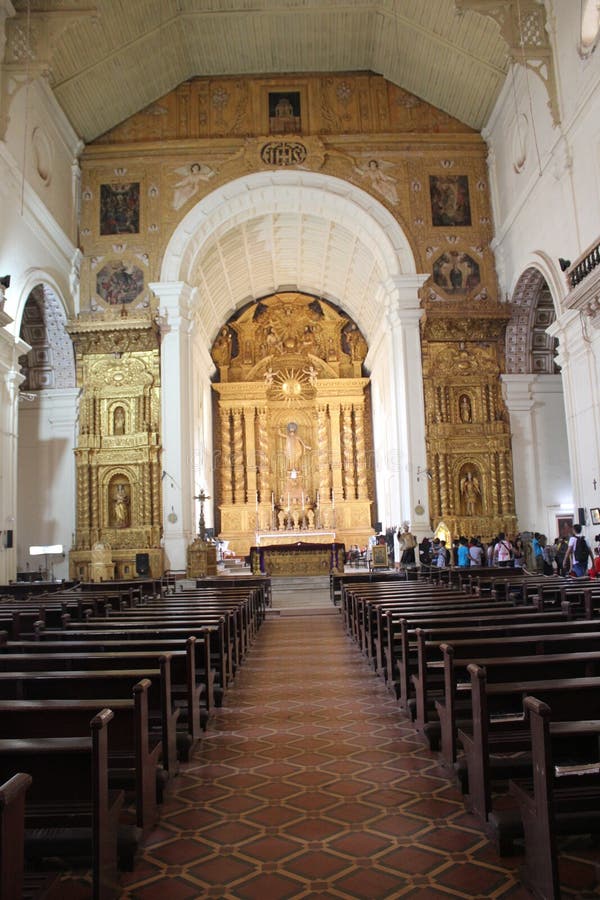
[100,183,140,235]
[96,262,144,305]
[432,251,480,296]
[429,175,471,227]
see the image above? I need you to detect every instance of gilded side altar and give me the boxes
[67,310,164,579]
[421,300,517,542]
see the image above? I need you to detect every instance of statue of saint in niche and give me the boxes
[460,470,481,516]
[112,483,130,528]
[113,406,126,435]
[459,394,472,423]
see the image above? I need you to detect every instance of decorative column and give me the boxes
[353,400,369,500]
[256,407,269,501]
[231,408,245,504]
[150,280,194,572]
[220,407,233,503]
[329,402,344,503]
[341,403,356,500]
[243,405,257,503]
[316,404,330,503]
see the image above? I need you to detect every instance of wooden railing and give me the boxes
[568,238,600,288]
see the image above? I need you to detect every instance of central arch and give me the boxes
[153,171,429,569]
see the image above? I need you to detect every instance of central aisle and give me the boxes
[122,616,531,899]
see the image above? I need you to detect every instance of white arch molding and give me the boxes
[152,171,429,570]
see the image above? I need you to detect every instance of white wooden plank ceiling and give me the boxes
[9,0,510,140]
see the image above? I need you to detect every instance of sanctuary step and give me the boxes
[269,575,336,616]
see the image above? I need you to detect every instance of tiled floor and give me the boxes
[61,613,600,898]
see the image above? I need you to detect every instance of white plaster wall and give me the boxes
[3,78,81,247]
[486,2,600,303]
[486,1,600,544]
[0,74,79,581]
[17,389,78,581]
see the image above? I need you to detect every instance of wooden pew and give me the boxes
[384,607,574,700]
[193,574,272,613]
[373,597,561,684]
[392,605,567,713]
[38,621,230,702]
[0,772,30,900]
[6,631,215,716]
[510,696,600,900]
[456,666,600,840]
[431,643,600,763]
[0,640,205,757]
[0,662,179,778]
[0,708,124,900]
[0,679,160,836]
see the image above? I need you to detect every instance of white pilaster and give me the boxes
[369,274,429,534]
[502,374,542,530]
[0,304,28,582]
[18,388,79,580]
[546,309,600,537]
[150,281,195,572]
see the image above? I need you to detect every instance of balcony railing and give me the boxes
[568,239,600,288]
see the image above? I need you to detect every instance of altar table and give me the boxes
[250,541,345,576]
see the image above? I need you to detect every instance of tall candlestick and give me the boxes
[301,492,305,510]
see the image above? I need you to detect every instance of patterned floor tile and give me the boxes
[49,612,600,897]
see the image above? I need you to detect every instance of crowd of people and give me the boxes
[417,526,600,579]
[347,524,600,580]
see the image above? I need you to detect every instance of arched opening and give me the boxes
[17,283,77,581]
[154,171,428,569]
[209,290,375,553]
[503,266,571,539]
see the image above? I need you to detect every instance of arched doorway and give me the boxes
[17,282,77,580]
[503,266,571,537]
[152,171,429,570]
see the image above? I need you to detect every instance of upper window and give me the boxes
[580,0,600,56]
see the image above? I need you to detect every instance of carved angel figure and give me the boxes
[172,162,216,210]
[354,158,399,205]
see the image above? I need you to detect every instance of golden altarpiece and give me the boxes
[421,299,517,543]
[211,292,375,556]
[67,310,163,580]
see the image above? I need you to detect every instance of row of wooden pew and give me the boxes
[0,576,269,899]
[342,568,600,900]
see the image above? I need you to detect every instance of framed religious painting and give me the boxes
[556,515,574,538]
[591,508,600,526]
[371,545,388,569]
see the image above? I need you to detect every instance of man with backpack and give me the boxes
[563,523,593,577]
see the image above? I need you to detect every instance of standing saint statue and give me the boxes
[460,470,481,516]
[279,422,311,475]
[113,483,130,528]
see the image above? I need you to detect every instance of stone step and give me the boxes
[266,607,339,617]
[270,575,329,592]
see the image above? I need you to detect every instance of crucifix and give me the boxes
[194,490,211,540]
